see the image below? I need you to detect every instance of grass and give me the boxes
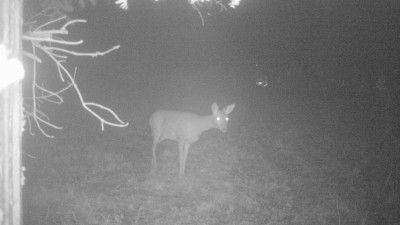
[23,94,399,225]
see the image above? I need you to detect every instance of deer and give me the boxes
[149,102,236,176]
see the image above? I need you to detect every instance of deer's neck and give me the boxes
[197,114,216,133]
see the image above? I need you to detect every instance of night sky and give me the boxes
[23,0,400,136]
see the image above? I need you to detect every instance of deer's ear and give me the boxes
[224,103,235,114]
[211,102,219,114]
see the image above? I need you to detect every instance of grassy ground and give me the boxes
[22,94,399,225]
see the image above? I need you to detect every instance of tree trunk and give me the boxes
[0,0,24,225]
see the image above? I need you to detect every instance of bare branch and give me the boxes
[192,3,205,26]
[24,35,83,45]
[188,0,235,26]
[34,16,66,32]
[23,17,129,137]
[44,45,120,57]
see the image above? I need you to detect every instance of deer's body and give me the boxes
[149,102,235,176]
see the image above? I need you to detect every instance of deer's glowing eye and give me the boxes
[216,117,221,121]
[226,117,229,121]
